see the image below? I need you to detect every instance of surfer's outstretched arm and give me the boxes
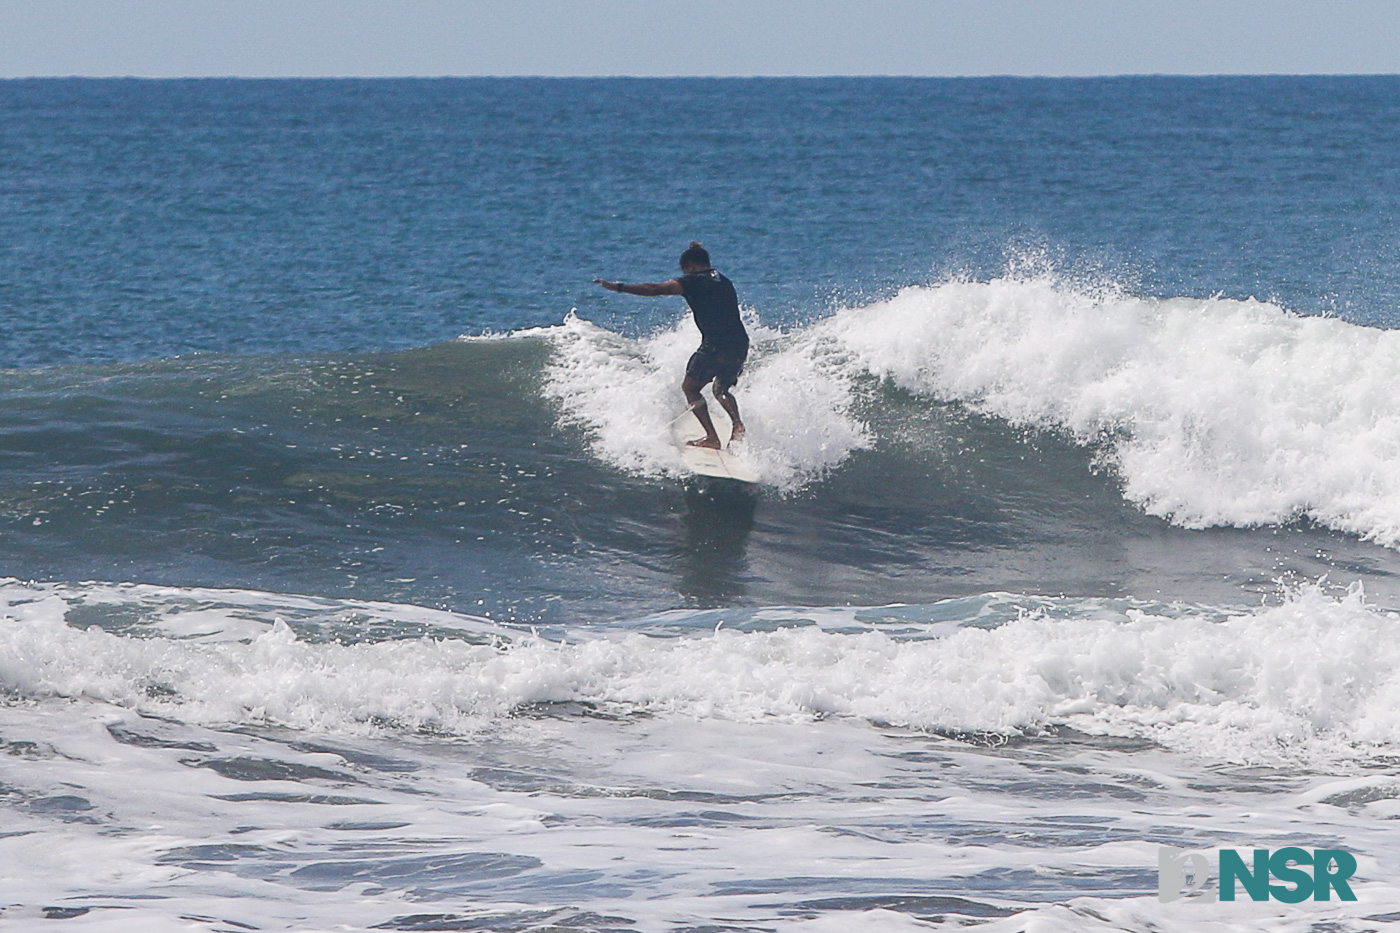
[594,278,683,297]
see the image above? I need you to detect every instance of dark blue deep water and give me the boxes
[5,77,1400,369]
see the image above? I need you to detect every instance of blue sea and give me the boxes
[3,76,1400,931]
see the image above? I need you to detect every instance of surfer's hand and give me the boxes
[593,278,621,292]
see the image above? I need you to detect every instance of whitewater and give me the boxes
[6,576,1400,764]
[5,576,1400,932]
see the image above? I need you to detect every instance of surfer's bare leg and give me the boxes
[682,375,723,449]
[713,377,745,444]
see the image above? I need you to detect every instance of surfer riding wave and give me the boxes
[595,242,749,449]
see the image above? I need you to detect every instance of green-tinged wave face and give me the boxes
[2,317,1399,625]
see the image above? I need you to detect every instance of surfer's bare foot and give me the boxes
[729,423,746,445]
[687,436,722,450]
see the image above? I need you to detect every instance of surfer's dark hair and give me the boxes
[680,241,710,268]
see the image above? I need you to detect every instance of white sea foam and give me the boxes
[9,696,1397,933]
[4,580,1400,765]
[6,580,1400,931]
[820,275,1400,545]
[540,310,870,489]
[540,276,1400,546]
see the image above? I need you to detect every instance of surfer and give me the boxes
[594,242,748,449]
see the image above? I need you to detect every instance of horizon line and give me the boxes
[4,72,1399,81]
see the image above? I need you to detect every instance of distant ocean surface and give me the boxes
[3,77,1400,932]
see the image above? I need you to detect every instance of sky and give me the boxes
[1,0,1398,78]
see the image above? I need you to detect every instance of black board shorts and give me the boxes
[686,343,748,387]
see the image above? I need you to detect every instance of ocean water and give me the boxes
[3,76,1400,931]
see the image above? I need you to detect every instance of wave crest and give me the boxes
[541,275,1400,546]
[5,580,1400,765]
[824,276,1400,543]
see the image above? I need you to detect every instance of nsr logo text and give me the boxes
[1158,847,1358,903]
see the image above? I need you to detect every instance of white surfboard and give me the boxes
[670,410,760,484]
